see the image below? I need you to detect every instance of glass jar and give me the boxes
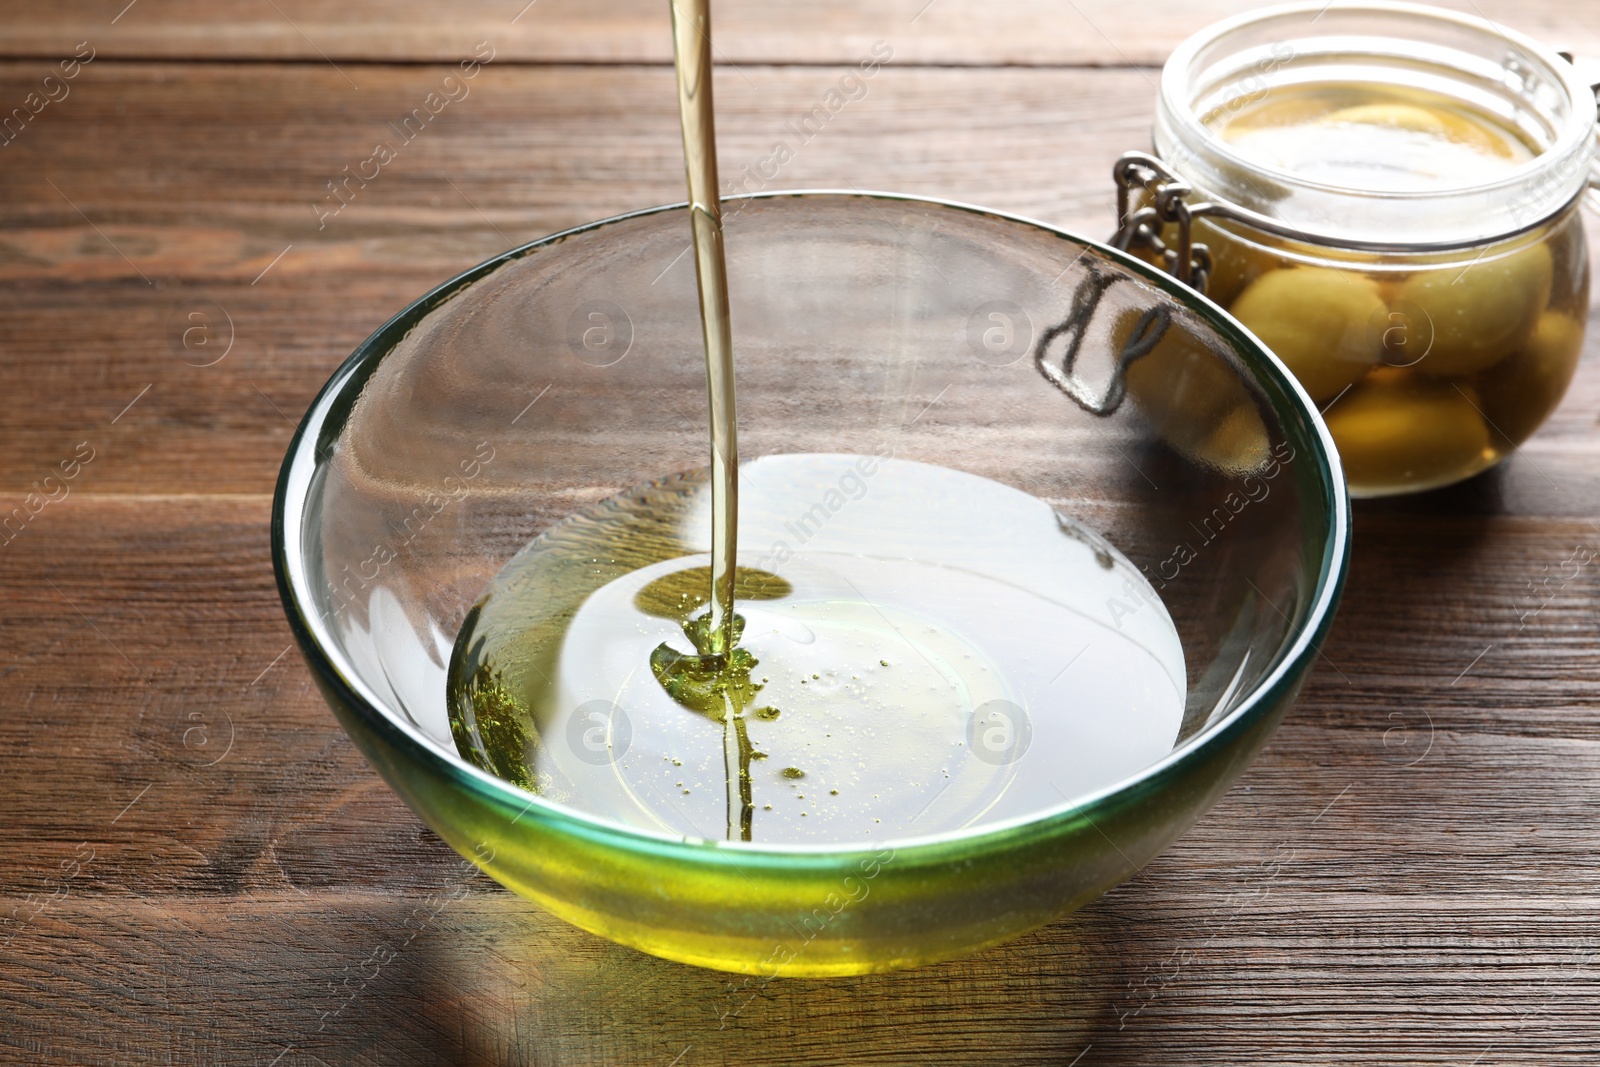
[1115,1,1599,496]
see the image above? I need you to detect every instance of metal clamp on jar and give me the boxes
[1113,1,1599,496]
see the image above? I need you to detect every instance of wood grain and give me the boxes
[3,0,1600,1062]
[0,60,1596,501]
[4,0,1598,67]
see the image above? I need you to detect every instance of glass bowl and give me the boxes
[272,191,1350,976]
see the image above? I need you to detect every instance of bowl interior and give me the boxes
[278,191,1346,849]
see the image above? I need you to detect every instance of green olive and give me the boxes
[1323,369,1491,493]
[1477,311,1586,446]
[1228,267,1386,403]
[1401,241,1552,379]
[1120,310,1270,475]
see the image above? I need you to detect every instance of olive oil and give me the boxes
[1210,83,1534,191]
[445,0,1189,843]
[669,0,739,660]
[449,455,1187,844]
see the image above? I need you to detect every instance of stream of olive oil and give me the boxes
[669,0,739,661]
[664,0,756,839]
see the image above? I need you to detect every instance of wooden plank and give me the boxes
[1,61,1598,506]
[3,0,1597,67]
[0,61,1145,246]
[3,889,1596,1066]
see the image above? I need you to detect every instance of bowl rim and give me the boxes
[272,189,1351,863]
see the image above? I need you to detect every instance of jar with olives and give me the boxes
[1115,1,1598,496]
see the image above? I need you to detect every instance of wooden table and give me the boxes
[4,2,1599,1063]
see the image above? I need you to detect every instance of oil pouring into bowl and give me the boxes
[273,1,1349,975]
[449,0,1192,848]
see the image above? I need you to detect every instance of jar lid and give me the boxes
[1155,0,1599,249]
